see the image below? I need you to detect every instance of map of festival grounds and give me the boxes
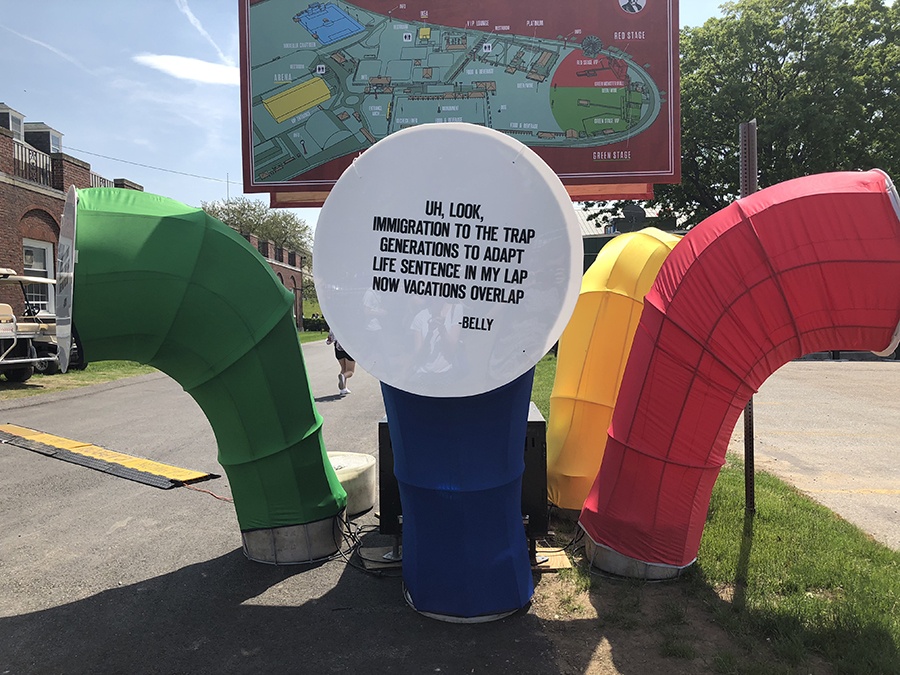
[242,0,676,190]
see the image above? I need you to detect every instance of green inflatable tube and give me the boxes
[69,188,346,561]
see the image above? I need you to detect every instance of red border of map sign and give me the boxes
[239,0,679,205]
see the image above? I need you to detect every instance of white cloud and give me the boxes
[0,23,95,75]
[175,0,235,67]
[132,54,239,85]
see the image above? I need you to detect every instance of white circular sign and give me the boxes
[313,123,581,397]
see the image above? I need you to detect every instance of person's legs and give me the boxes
[338,357,354,394]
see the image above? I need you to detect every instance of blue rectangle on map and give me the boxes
[295,2,365,46]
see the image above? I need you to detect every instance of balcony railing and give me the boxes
[90,172,114,188]
[13,139,51,188]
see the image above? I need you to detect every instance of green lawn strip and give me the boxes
[298,330,327,344]
[529,350,900,673]
[303,300,321,317]
[62,360,157,381]
[0,361,157,401]
[531,351,556,421]
[0,333,327,400]
[697,456,900,673]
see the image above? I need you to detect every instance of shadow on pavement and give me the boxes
[0,535,559,675]
[315,393,348,403]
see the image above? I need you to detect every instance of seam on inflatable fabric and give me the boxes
[148,213,209,369]
[181,301,293,392]
[632,432,730,469]
[240,511,342,532]
[652,206,769,395]
[741,199,805,361]
[167,224,296,394]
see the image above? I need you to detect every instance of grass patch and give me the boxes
[529,351,900,674]
[657,599,688,627]
[531,351,556,421]
[597,581,645,630]
[710,651,740,674]
[696,454,900,673]
[298,330,327,344]
[0,361,156,401]
[658,633,697,659]
[0,332,328,402]
[559,564,592,595]
[303,299,321,317]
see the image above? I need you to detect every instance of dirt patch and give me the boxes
[532,569,740,673]
[528,518,831,674]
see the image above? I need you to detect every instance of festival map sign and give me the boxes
[240,0,680,205]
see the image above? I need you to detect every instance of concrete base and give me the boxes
[328,451,376,517]
[583,535,692,581]
[241,512,344,565]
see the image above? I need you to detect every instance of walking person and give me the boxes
[327,330,355,395]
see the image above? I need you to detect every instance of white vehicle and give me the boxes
[0,269,85,381]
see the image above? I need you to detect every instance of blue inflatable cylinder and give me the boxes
[381,369,535,619]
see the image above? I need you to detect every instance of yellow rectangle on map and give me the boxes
[263,77,331,123]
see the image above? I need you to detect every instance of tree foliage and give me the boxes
[201,197,313,257]
[586,0,899,227]
[301,275,319,304]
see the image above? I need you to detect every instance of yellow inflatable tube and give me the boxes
[547,227,681,510]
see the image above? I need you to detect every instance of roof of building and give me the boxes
[574,207,606,237]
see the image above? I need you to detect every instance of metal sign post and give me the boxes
[739,119,758,513]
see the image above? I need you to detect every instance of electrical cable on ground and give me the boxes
[335,514,402,577]
[179,482,398,574]
[180,482,234,502]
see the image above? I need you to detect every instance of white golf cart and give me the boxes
[0,269,84,381]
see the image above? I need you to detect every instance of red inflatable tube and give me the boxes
[580,170,900,572]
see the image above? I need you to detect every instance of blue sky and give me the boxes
[1,1,726,228]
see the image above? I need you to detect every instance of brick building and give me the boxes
[241,232,308,329]
[0,102,306,327]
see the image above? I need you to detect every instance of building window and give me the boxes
[22,239,54,314]
[50,133,62,153]
[9,113,23,141]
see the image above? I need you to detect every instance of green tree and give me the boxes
[586,0,899,227]
[301,275,318,304]
[201,197,313,258]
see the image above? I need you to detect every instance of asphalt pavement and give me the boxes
[0,343,897,674]
[0,340,559,675]
[729,357,900,550]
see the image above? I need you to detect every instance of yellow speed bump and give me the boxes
[0,424,217,488]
